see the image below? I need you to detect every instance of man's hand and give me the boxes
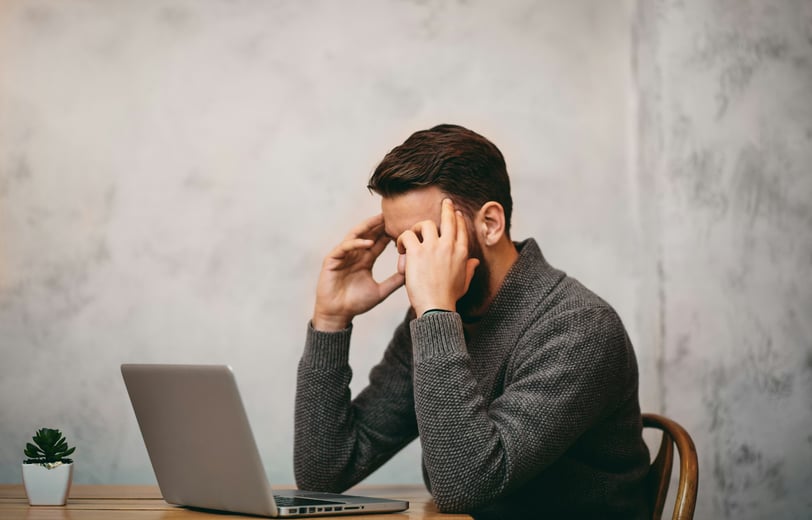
[313,214,405,331]
[396,199,480,317]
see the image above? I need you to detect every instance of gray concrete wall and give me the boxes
[0,0,643,488]
[634,0,812,517]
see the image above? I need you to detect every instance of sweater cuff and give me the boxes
[302,321,352,369]
[409,311,466,364]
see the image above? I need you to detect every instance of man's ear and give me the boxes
[477,201,506,247]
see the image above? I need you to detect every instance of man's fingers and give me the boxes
[396,230,419,254]
[408,219,439,245]
[340,237,375,252]
[330,237,375,260]
[368,232,391,257]
[464,257,480,291]
[378,272,406,299]
[455,209,468,250]
[440,198,456,241]
[346,213,384,240]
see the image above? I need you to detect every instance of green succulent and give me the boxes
[24,428,75,464]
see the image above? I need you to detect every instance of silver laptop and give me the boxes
[121,364,409,517]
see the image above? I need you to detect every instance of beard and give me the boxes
[455,234,491,320]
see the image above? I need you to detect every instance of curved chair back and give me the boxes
[642,413,698,520]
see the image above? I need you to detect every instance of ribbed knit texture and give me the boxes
[294,239,650,518]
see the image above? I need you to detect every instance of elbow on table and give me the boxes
[293,462,345,494]
[429,485,491,514]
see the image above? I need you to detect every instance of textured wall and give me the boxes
[0,0,643,488]
[7,1,809,517]
[634,0,812,517]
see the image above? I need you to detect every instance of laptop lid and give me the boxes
[121,364,408,518]
[122,364,280,516]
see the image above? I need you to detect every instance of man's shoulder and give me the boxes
[509,238,622,325]
[545,275,619,320]
[503,240,632,359]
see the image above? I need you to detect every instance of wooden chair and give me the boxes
[642,413,699,520]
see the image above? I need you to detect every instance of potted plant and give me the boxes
[21,428,76,506]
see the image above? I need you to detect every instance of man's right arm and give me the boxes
[293,318,418,492]
[294,214,410,491]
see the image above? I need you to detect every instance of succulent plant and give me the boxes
[24,428,75,465]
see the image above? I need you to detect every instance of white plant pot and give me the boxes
[21,462,74,506]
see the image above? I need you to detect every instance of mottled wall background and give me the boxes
[635,0,812,517]
[0,1,810,518]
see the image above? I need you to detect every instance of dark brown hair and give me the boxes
[367,124,513,234]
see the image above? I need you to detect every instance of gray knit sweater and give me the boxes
[294,239,650,518]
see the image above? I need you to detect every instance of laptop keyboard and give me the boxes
[274,495,343,507]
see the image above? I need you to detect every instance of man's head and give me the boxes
[369,124,515,317]
[367,124,513,237]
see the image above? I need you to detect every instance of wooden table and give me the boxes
[0,485,472,519]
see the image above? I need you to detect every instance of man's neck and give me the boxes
[463,238,520,320]
[486,237,520,303]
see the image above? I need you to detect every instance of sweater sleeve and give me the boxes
[410,306,635,513]
[293,319,418,492]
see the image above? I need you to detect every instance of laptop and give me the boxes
[121,364,409,517]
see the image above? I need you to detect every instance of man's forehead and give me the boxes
[381,210,443,239]
[383,218,433,240]
[380,188,446,237]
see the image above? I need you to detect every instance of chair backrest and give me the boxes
[642,413,699,520]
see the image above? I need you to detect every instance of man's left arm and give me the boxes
[409,306,634,513]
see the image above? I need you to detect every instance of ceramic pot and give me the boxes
[21,462,73,506]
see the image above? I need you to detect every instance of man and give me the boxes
[294,124,650,518]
